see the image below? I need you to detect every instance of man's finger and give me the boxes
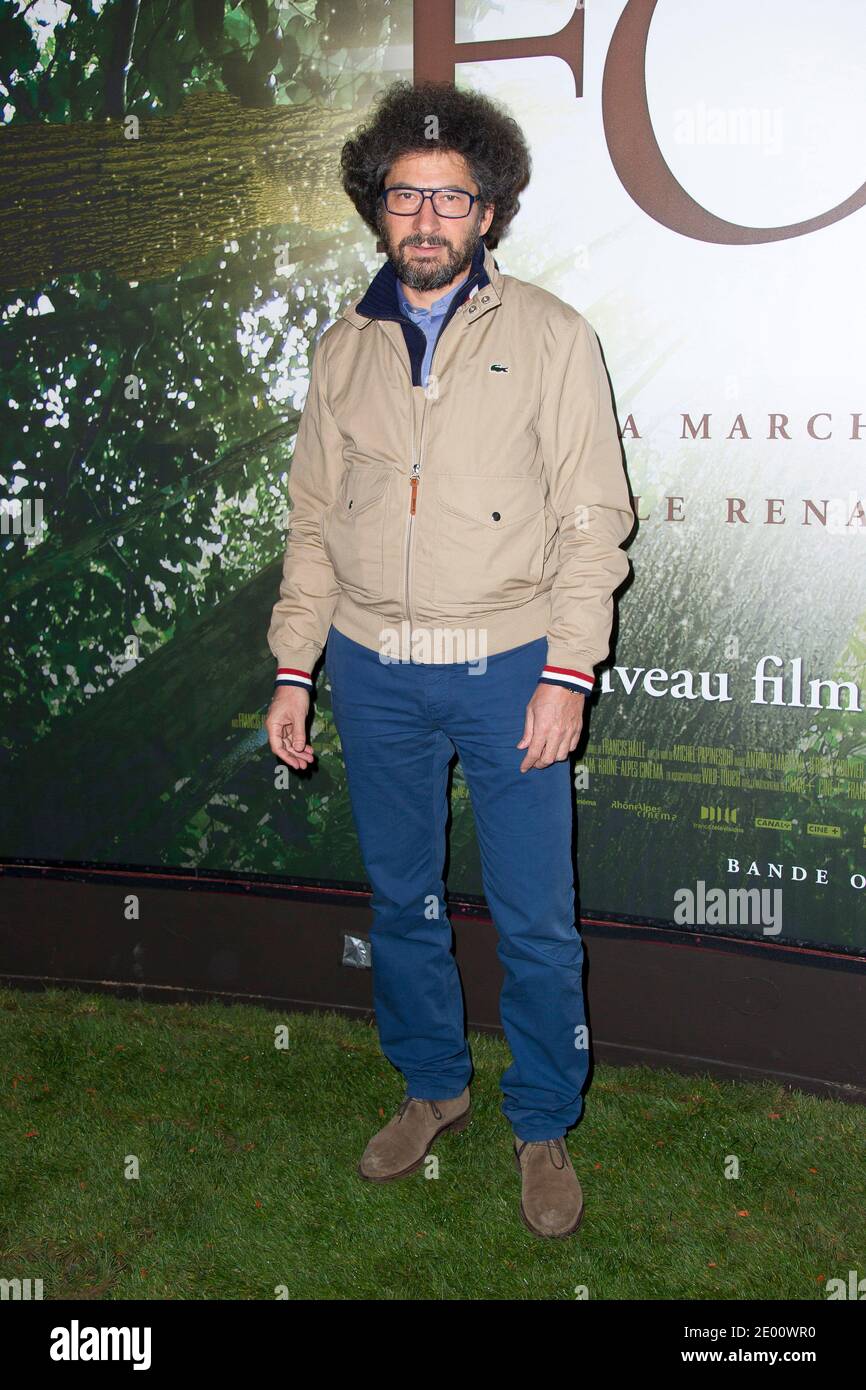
[268,718,314,768]
[275,742,314,769]
[554,734,572,762]
[515,705,534,749]
[519,733,549,772]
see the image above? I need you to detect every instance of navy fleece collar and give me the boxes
[355,239,492,386]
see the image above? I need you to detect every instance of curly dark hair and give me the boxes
[340,80,531,250]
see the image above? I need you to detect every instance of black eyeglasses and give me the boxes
[378,185,480,218]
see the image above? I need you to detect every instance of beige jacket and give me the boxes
[267,241,633,694]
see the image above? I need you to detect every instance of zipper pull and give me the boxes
[409,476,418,514]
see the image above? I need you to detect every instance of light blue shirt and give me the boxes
[396,273,469,388]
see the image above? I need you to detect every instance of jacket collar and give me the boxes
[339,239,503,330]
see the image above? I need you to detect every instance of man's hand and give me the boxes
[516,684,585,772]
[266,687,314,770]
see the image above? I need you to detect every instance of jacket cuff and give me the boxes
[538,662,595,695]
[275,665,314,693]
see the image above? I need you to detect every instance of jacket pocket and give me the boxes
[432,474,548,608]
[322,464,391,601]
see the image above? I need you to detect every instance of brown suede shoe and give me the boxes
[357,1088,472,1181]
[513,1136,584,1238]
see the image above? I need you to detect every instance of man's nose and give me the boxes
[414,200,441,234]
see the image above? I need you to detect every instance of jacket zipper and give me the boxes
[405,393,428,628]
[402,278,482,630]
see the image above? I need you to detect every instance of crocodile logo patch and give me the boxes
[489,362,509,373]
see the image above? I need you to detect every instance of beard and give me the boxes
[377,212,484,292]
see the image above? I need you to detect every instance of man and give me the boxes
[266,80,633,1239]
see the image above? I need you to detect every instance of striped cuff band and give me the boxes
[275,667,313,691]
[538,664,594,694]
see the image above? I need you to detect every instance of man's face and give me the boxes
[376,150,494,293]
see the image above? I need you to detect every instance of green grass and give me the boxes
[0,985,863,1300]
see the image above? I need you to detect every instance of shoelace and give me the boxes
[397,1096,443,1122]
[515,1137,566,1168]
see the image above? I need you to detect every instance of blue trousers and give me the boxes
[324,623,588,1141]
